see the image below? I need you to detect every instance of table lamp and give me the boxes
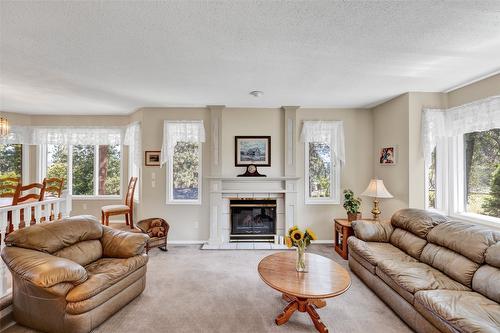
[361,179,393,220]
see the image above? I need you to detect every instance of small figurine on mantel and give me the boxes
[238,164,266,177]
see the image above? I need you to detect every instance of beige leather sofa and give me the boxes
[348,209,500,333]
[1,215,149,333]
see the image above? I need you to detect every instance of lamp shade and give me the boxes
[361,179,393,198]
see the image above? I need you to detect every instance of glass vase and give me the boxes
[296,245,306,272]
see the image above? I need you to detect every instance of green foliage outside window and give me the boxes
[0,144,22,196]
[172,142,199,200]
[308,142,331,198]
[465,129,500,218]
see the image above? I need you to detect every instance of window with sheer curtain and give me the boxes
[301,120,345,205]
[161,121,205,204]
[422,96,500,222]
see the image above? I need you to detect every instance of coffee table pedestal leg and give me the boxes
[276,296,329,333]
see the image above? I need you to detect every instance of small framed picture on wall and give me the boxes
[379,146,397,165]
[145,151,161,166]
[235,136,271,166]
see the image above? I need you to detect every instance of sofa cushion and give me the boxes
[4,215,103,253]
[420,243,480,288]
[390,228,427,260]
[414,290,500,333]
[66,254,148,302]
[426,221,500,264]
[53,240,102,267]
[348,237,417,269]
[376,260,469,300]
[472,265,500,303]
[485,242,500,267]
[351,220,393,242]
[391,209,448,239]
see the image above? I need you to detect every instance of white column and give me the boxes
[208,179,223,245]
[208,105,225,177]
[282,106,299,177]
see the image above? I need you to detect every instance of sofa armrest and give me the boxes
[351,220,394,242]
[101,226,149,258]
[1,247,87,288]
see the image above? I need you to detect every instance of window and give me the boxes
[305,141,340,204]
[0,144,22,180]
[464,129,499,218]
[42,144,121,198]
[168,142,201,204]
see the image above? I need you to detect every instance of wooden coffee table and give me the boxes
[258,252,351,333]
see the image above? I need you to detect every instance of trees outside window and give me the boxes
[305,142,339,204]
[169,142,201,203]
[43,144,121,197]
[464,128,500,218]
[0,144,22,179]
[427,147,436,208]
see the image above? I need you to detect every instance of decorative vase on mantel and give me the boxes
[285,226,317,273]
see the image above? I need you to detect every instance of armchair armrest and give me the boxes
[351,220,394,242]
[1,247,87,288]
[101,226,149,258]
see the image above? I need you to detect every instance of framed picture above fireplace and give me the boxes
[235,136,271,166]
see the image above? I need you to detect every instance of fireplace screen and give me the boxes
[230,199,276,235]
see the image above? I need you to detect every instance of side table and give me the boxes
[333,218,374,260]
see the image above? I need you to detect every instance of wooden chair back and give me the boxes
[12,182,46,205]
[43,177,64,198]
[0,177,20,198]
[125,177,138,209]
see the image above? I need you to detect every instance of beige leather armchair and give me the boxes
[1,215,149,333]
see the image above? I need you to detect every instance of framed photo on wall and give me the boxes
[145,151,161,166]
[235,136,271,166]
[379,146,397,165]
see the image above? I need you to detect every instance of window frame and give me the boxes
[304,141,340,205]
[167,141,202,205]
[39,144,123,200]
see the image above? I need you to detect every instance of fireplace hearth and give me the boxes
[230,199,276,242]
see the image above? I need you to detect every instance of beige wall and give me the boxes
[447,73,500,108]
[372,93,410,219]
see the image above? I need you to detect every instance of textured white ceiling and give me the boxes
[1,1,500,115]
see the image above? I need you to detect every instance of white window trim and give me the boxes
[167,142,202,205]
[304,142,340,205]
[39,144,123,199]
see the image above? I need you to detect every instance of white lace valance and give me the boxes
[300,120,345,164]
[160,120,206,165]
[124,121,142,168]
[30,126,123,146]
[422,95,500,161]
[0,125,32,144]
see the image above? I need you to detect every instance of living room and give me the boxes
[0,2,499,333]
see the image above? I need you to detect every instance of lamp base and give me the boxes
[371,199,381,220]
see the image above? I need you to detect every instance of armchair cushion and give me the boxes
[1,247,87,288]
[352,220,393,242]
[101,227,149,258]
[66,254,148,303]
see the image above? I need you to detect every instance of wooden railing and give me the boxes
[0,193,71,248]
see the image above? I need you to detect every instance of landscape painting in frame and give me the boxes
[235,136,271,166]
[379,146,397,165]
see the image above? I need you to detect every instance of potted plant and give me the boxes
[343,189,362,222]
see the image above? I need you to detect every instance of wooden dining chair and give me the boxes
[0,176,20,198]
[42,177,64,198]
[11,182,46,230]
[101,177,138,229]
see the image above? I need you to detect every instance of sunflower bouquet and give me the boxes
[285,226,317,272]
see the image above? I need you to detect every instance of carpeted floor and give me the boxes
[3,245,413,333]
